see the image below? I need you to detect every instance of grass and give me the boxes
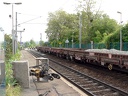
[6,85,21,96]
[5,51,21,96]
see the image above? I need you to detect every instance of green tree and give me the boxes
[77,0,118,44]
[76,0,98,43]
[4,34,12,61]
[29,39,36,48]
[23,41,30,48]
[39,40,44,46]
[122,23,128,42]
[93,30,102,42]
[45,0,120,48]
[91,14,118,43]
[45,9,79,47]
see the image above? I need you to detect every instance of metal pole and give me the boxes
[72,32,74,48]
[91,41,94,49]
[79,14,82,48]
[12,4,15,54]
[17,30,24,49]
[72,40,73,48]
[120,13,122,51]
[20,32,22,46]
[40,33,42,46]
[117,11,122,51]
[3,2,22,54]
[15,12,17,53]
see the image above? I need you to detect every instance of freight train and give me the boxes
[36,46,128,70]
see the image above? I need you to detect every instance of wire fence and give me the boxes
[48,42,128,51]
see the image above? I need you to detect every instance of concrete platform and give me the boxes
[0,83,5,96]
[20,50,88,96]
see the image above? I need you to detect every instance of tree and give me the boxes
[23,41,30,48]
[4,34,12,60]
[93,30,102,42]
[122,23,128,42]
[45,0,120,48]
[29,39,36,48]
[45,9,79,47]
[76,0,98,43]
[39,40,44,46]
[77,0,118,43]
[91,14,118,43]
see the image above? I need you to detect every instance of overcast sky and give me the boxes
[0,0,128,42]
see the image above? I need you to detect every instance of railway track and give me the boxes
[28,50,128,96]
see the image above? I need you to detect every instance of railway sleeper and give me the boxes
[70,79,80,83]
[76,78,89,82]
[83,86,98,90]
[76,74,83,77]
[83,87,91,90]
[112,92,120,95]
[97,85,104,88]
[66,76,77,79]
[99,92,119,96]
[87,86,107,92]
[91,88,111,94]
[67,76,77,81]
[80,83,98,87]
[83,78,89,81]
[102,92,119,96]
[82,82,94,85]
[69,78,79,81]
[77,76,84,79]
[85,81,93,83]
[75,82,81,85]
[64,76,72,79]
[80,79,91,82]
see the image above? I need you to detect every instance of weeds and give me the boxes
[6,51,21,96]
[6,85,21,96]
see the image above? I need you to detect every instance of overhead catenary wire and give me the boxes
[16,0,73,26]
[22,23,47,25]
[18,12,42,17]
[18,16,43,26]
[15,0,76,43]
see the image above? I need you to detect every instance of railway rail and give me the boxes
[28,49,128,96]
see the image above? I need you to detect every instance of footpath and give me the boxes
[20,50,87,96]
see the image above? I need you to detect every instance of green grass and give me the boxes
[6,85,21,96]
[5,51,21,96]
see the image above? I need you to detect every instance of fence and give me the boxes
[48,42,128,51]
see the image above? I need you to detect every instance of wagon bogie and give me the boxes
[123,62,128,69]
[74,52,84,61]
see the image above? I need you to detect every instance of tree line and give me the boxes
[45,0,128,49]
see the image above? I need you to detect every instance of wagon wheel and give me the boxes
[108,64,113,70]
[66,54,69,60]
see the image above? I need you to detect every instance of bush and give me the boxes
[6,51,21,96]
